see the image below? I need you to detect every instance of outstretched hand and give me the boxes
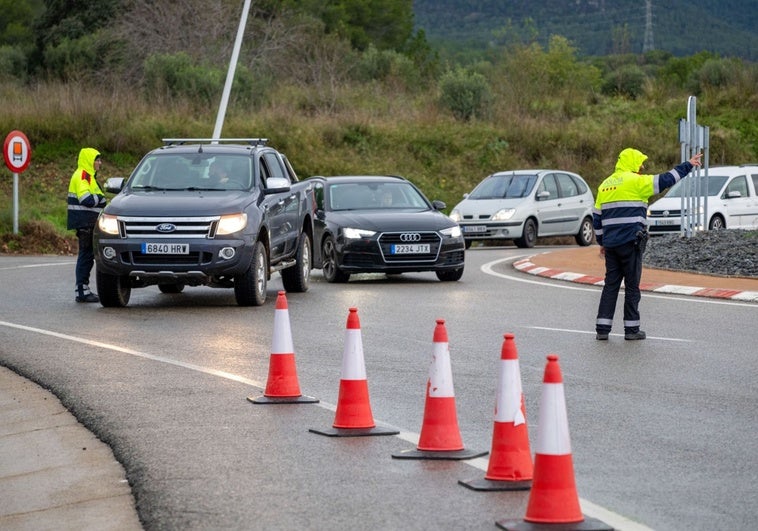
[689,152,703,167]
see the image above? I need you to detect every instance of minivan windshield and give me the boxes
[469,174,538,199]
[664,175,728,197]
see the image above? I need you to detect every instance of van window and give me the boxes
[724,175,748,198]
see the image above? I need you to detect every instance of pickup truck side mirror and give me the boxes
[104,177,125,194]
[264,177,291,194]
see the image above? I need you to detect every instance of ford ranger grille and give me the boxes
[117,216,219,239]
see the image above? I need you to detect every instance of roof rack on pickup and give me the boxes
[161,138,269,146]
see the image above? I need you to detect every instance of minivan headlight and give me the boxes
[491,209,516,221]
[97,214,120,235]
[449,209,462,222]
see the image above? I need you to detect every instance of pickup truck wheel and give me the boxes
[322,236,350,283]
[96,269,131,307]
[281,233,311,293]
[436,267,464,281]
[158,283,185,294]
[234,240,267,306]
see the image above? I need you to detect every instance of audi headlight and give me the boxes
[449,209,462,222]
[97,214,119,235]
[343,227,376,239]
[491,208,516,221]
[440,225,462,238]
[217,213,248,235]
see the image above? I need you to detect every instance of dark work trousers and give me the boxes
[75,227,95,288]
[595,240,642,335]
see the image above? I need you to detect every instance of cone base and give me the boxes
[495,516,613,531]
[309,426,399,437]
[247,394,319,404]
[458,477,531,491]
[392,448,488,460]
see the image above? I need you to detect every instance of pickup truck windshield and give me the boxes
[128,154,254,191]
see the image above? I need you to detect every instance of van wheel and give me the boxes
[709,215,725,230]
[234,241,267,306]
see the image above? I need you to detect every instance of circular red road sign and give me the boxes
[4,130,32,174]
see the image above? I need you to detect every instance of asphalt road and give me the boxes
[1,248,756,530]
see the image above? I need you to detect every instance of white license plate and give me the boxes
[141,243,189,254]
[652,219,678,226]
[391,244,430,254]
[463,225,487,233]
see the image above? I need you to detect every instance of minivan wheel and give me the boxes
[575,217,594,246]
[515,218,537,248]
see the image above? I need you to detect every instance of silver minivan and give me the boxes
[449,169,595,248]
[647,165,758,234]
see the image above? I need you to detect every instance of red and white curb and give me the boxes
[514,257,758,303]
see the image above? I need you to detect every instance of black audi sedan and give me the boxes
[306,175,465,282]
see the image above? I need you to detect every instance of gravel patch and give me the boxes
[644,229,758,278]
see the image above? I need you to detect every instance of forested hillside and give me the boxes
[414,0,758,61]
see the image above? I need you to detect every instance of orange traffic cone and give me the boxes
[310,308,398,437]
[460,333,533,491]
[248,291,318,404]
[496,354,612,531]
[393,319,487,460]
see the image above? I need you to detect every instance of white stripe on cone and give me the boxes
[494,358,526,426]
[341,329,367,380]
[428,339,455,397]
[534,383,572,455]
[271,308,294,354]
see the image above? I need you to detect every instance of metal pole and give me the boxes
[13,172,19,234]
[211,0,252,142]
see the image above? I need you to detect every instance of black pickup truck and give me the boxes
[93,138,315,307]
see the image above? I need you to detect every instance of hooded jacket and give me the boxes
[67,147,106,230]
[592,148,694,248]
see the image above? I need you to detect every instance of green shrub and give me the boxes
[602,64,647,98]
[438,66,492,120]
[0,45,26,81]
[143,52,225,105]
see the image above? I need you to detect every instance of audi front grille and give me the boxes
[378,232,441,263]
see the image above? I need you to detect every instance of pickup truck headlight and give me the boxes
[343,227,376,239]
[97,214,120,235]
[440,225,462,238]
[491,208,516,221]
[217,213,248,235]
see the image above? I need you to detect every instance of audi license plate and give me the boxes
[391,243,430,254]
[141,243,189,254]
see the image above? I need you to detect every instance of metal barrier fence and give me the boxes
[678,96,710,237]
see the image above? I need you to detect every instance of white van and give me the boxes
[647,165,758,234]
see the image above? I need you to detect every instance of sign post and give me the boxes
[3,130,32,234]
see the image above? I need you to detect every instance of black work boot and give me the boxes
[624,330,646,340]
[596,332,609,340]
[76,284,100,303]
